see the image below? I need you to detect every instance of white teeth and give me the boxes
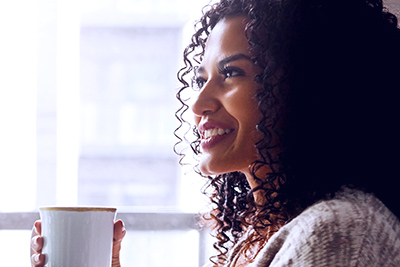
[203,128,232,139]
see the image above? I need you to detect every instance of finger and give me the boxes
[34,220,42,236]
[31,220,43,258]
[113,220,126,242]
[112,220,126,267]
[30,253,45,267]
[31,236,44,253]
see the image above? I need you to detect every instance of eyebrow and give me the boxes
[196,53,253,74]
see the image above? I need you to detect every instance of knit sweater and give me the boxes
[212,189,400,266]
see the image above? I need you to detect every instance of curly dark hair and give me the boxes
[175,0,400,265]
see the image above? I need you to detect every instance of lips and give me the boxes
[198,121,235,150]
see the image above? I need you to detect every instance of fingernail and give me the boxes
[34,254,40,262]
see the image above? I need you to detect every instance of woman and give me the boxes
[31,0,400,266]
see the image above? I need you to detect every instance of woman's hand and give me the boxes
[112,220,126,267]
[30,220,45,266]
[30,219,126,267]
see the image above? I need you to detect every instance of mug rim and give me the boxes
[39,206,117,212]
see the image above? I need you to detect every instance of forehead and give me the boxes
[202,16,251,63]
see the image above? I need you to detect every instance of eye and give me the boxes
[192,76,207,91]
[219,66,245,80]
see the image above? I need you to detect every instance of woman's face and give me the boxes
[191,16,262,176]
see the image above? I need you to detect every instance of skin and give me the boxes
[30,220,126,267]
[192,16,263,189]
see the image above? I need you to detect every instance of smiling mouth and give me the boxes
[201,128,233,141]
[202,128,233,140]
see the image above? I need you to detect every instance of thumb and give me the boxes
[112,220,126,267]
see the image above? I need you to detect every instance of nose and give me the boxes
[191,81,221,117]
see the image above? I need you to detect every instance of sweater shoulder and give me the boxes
[254,189,400,266]
[299,188,387,229]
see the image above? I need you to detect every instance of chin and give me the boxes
[198,161,218,176]
[199,165,218,176]
[198,161,235,177]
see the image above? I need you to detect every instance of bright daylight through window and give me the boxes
[0,0,214,266]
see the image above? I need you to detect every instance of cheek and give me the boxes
[235,103,262,154]
[235,101,261,133]
[226,88,259,117]
[233,110,261,151]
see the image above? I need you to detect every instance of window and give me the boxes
[0,0,214,266]
[78,26,181,208]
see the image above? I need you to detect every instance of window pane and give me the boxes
[78,25,181,209]
[77,0,213,212]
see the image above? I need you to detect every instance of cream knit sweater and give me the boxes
[219,189,400,266]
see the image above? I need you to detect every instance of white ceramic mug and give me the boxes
[39,206,117,267]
